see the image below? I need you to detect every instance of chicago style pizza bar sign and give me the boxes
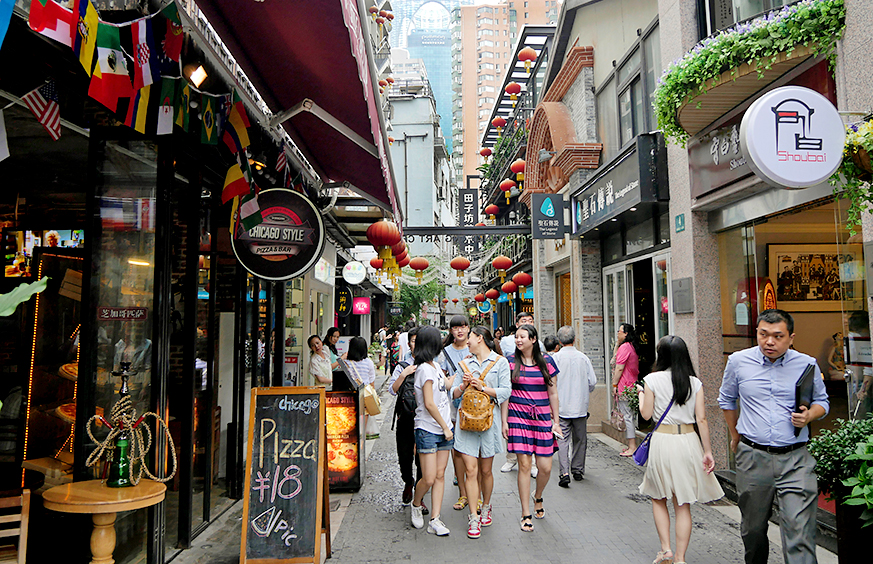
[232,189,326,281]
[740,86,845,189]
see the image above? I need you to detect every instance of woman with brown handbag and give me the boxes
[450,326,511,539]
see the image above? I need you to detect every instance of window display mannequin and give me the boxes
[827,332,846,380]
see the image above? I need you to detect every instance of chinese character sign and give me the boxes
[457,188,480,253]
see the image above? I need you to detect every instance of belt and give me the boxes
[655,424,695,435]
[740,435,806,454]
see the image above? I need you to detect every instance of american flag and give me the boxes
[275,144,287,172]
[22,81,61,140]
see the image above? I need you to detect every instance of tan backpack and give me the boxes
[458,359,498,432]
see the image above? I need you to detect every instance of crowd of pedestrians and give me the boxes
[376,307,829,564]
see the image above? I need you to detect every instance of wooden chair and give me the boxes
[0,490,29,564]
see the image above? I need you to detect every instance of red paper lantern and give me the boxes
[386,12,394,20]
[369,257,384,270]
[499,178,516,205]
[518,46,537,74]
[505,82,521,107]
[501,281,518,306]
[452,298,459,304]
[366,220,401,260]
[491,116,507,137]
[409,257,429,285]
[378,79,388,88]
[368,6,379,15]
[375,16,385,25]
[484,204,499,221]
[379,9,388,17]
[479,147,492,160]
[475,222,486,227]
[391,241,406,256]
[397,255,410,268]
[474,293,486,303]
[388,136,394,145]
[485,288,500,306]
[386,76,395,84]
[512,272,533,297]
[450,256,471,286]
[492,255,512,283]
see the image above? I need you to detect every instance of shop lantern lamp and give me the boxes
[485,288,500,307]
[518,46,537,74]
[499,178,516,205]
[492,255,512,283]
[510,159,525,190]
[502,281,518,306]
[368,5,379,19]
[409,257,429,284]
[505,82,521,107]
[512,272,533,298]
[452,298,459,304]
[492,116,506,138]
[366,219,401,261]
[370,257,384,272]
[484,204,500,221]
[450,256,471,286]
[479,147,492,161]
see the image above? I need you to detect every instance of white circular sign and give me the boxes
[342,261,367,285]
[740,86,845,189]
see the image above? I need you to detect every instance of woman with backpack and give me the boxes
[409,325,454,536]
[450,326,511,539]
[389,327,423,507]
[501,324,561,533]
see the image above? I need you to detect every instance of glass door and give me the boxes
[653,253,673,343]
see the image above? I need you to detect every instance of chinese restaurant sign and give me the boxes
[740,86,845,189]
[336,287,352,318]
[687,116,752,199]
[232,189,326,281]
[531,193,565,239]
[241,387,326,563]
[458,187,479,254]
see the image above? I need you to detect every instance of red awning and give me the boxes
[192,0,400,219]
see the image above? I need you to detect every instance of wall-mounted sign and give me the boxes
[687,117,752,199]
[458,187,479,254]
[740,86,845,189]
[98,307,148,320]
[675,214,685,233]
[477,301,492,314]
[672,277,694,314]
[388,302,402,316]
[336,286,352,318]
[231,189,326,281]
[352,297,370,315]
[763,280,777,310]
[342,261,367,285]
[313,257,334,284]
[531,193,565,239]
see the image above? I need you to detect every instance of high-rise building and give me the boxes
[450,1,558,183]
[390,0,474,50]
[407,29,453,152]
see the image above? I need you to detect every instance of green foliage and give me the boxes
[808,418,873,492]
[653,0,846,146]
[842,433,873,527]
[397,277,443,328]
[621,384,640,414]
[831,119,873,235]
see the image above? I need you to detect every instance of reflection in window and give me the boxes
[597,78,618,162]
[644,26,662,131]
[627,218,655,255]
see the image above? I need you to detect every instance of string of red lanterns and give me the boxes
[518,46,537,74]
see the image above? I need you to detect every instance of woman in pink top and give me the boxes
[611,323,640,456]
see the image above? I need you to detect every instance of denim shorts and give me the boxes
[415,428,454,454]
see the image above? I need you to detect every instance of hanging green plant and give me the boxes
[653,0,846,146]
[831,119,873,234]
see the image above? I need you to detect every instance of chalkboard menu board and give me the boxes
[242,387,327,563]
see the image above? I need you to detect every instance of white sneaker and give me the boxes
[530,465,538,478]
[500,461,517,473]
[411,505,424,529]
[467,514,481,539]
[427,516,450,536]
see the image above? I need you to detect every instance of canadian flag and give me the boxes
[28,0,73,48]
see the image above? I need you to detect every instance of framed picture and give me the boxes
[768,244,866,312]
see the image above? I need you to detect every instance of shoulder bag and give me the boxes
[632,398,674,467]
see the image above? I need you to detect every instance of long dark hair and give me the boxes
[653,335,696,405]
[324,327,340,354]
[442,315,469,347]
[413,325,442,366]
[470,326,495,352]
[619,323,640,355]
[511,324,553,386]
[346,336,368,362]
[307,335,322,351]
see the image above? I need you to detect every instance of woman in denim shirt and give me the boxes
[450,326,511,539]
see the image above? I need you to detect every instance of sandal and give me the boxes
[653,550,674,564]
[619,450,634,457]
[532,496,544,519]
[520,515,534,532]
[453,496,468,510]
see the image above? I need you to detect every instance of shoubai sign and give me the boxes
[232,189,326,280]
[740,86,845,189]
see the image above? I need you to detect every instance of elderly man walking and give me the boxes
[551,325,597,487]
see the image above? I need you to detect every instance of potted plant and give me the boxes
[831,119,873,234]
[808,417,873,561]
[841,431,873,527]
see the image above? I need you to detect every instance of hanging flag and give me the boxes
[28,0,73,47]
[0,0,14,51]
[162,1,183,62]
[222,164,249,204]
[222,91,250,154]
[275,145,286,172]
[0,110,9,162]
[88,23,133,112]
[157,78,176,135]
[22,81,61,140]
[238,191,262,231]
[131,18,160,90]
[175,81,190,132]
[200,93,219,145]
[72,0,99,76]
[124,84,150,134]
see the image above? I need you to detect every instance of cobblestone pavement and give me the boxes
[170,375,836,564]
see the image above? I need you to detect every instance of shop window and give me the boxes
[626,218,655,255]
[704,0,799,35]
[659,211,672,245]
[604,232,623,263]
[596,77,618,162]
[618,78,643,146]
[644,26,662,132]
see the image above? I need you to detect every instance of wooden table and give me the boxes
[43,480,166,564]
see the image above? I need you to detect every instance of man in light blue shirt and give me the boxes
[719,309,829,564]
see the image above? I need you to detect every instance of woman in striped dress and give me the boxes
[500,324,562,532]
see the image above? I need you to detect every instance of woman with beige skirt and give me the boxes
[637,336,724,564]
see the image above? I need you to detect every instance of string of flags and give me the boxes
[5,0,306,232]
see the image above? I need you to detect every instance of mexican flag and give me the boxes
[88,23,133,112]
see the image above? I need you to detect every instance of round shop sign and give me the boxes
[231,188,325,281]
[477,300,492,314]
[342,261,367,285]
[739,86,845,189]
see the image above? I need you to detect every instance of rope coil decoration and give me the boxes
[85,394,177,485]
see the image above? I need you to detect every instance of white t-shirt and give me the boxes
[414,362,452,435]
[499,335,516,357]
[398,332,410,360]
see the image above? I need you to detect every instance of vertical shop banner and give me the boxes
[326,391,364,491]
[242,387,326,563]
[336,286,352,317]
[458,187,479,254]
[531,193,565,239]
